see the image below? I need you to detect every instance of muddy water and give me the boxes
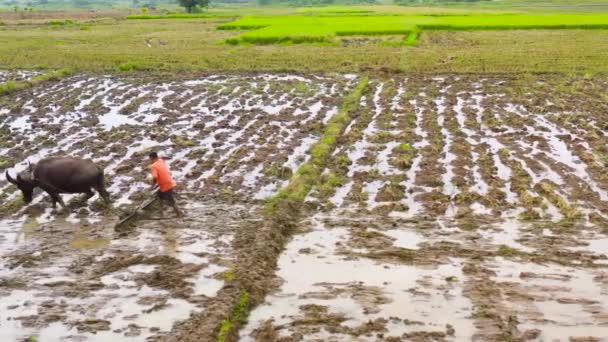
[2,73,608,340]
[246,75,608,341]
[0,201,255,341]
[242,214,474,341]
[0,70,41,84]
[0,73,357,210]
[243,208,608,341]
[0,72,360,341]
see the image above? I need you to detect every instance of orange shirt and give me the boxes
[150,159,176,192]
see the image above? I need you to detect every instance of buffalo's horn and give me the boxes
[5,171,17,185]
[27,161,33,172]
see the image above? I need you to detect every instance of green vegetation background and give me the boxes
[0,0,607,74]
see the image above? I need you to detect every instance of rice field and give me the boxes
[0,70,42,84]
[243,75,608,341]
[1,2,608,342]
[0,72,357,341]
[1,71,608,341]
[219,13,608,44]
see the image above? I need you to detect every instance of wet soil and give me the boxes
[0,73,356,214]
[0,72,356,341]
[0,200,252,341]
[2,73,608,341]
[245,75,608,341]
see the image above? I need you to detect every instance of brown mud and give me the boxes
[2,73,608,341]
[243,75,608,342]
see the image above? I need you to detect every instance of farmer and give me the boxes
[149,151,182,218]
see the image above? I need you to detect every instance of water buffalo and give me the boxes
[5,157,110,208]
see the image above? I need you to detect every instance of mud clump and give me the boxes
[138,262,205,298]
[74,319,111,333]
[0,277,26,289]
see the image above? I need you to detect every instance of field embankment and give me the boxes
[1,6,608,73]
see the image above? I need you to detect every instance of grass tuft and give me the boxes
[217,290,249,342]
[117,63,139,71]
[404,30,418,46]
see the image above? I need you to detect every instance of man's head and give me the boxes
[149,151,159,162]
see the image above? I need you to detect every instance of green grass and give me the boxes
[219,13,608,45]
[403,29,608,73]
[116,62,139,71]
[0,7,607,73]
[217,291,249,342]
[404,30,418,45]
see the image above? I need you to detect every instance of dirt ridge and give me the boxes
[163,76,369,342]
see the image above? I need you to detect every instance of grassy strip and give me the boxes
[404,30,418,46]
[0,69,72,96]
[266,75,368,212]
[217,291,249,342]
[210,76,368,342]
[127,13,234,20]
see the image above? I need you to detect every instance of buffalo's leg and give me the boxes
[83,190,95,202]
[94,175,111,204]
[48,193,66,209]
[99,189,110,204]
[54,194,66,208]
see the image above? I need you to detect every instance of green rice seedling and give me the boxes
[217,291,249,342]
[391,143,416,170]
[220,13,608,45]
[0,81,25,95]
[404,30,418,46]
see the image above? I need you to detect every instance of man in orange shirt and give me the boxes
[149,151,182,217]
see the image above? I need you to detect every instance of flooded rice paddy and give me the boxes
[1,73,608,341]
[0,70,41,85]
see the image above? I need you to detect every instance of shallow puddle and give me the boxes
[0,200,252,341]
[242,214,475,340]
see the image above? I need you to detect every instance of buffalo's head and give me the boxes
[5,163,36,203]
